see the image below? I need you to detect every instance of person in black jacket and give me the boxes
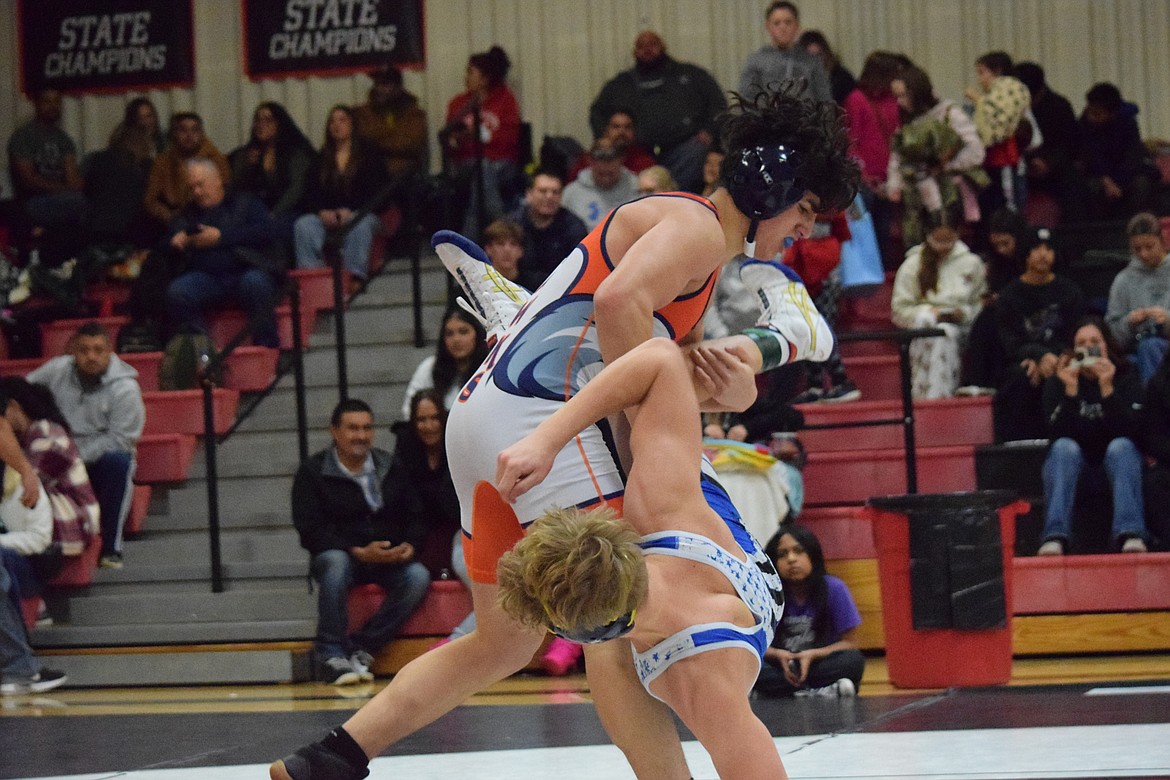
[291,398,431,685]
[1140,351,1170,549]
[1038,316,1149,555]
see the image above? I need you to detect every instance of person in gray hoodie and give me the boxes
[27,322,145,569]
[739,2,832,103]
[1105,212,1170,385]
[560,139,640,230]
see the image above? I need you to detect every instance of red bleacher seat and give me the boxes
[20,597,41,630]
[798,506,877,559]
[367,206,403,278]
[803,445,978,506]
[124,484,153,536]
[208,303,314,351]
[840,355,901,401]
[40,316,128,357]
[134,433,197,483]
[82,279,132,316]
[48,534,102,588]
[290,268,350,314]
[141,389,239,436]
[0,357,44,377]
[347,579,472,637]
[2,348,275,394]
[1013,552,1170,614]
[797,397,993,452]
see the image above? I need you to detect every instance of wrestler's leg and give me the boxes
[585,641,691,780]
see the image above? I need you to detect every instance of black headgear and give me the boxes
[728,144,805,222]
[547,609,636,645]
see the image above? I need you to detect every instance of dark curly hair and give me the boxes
[717,84,860,214]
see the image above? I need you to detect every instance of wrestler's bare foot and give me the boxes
[433,229,531,339]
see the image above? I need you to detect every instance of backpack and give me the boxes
[159,332,224,390]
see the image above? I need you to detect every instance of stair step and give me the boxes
[39,644,308,687]
[118,527,304,566]
[31,619,315,648]
[797,396,993,452]
[803,445,977,505]
[63,589,316,626]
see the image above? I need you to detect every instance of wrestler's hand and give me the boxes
[690,344,757,412]
[496,434,557,503]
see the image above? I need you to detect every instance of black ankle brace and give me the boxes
[322,726,369,771]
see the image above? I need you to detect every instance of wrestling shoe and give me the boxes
[740,260,835,365]
[270,740,369,780]
[432,229,530,340]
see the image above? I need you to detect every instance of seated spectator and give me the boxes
[480,219,524,283]
[992,228,1086,441]
[400,307,488,420]
[799,30,855,105]
[6,88,87,266]
[294,106,389,290]
[566,109,655,183]
[1038,316,1148,555]
[291,399,431,684]
[887,65,986,248]
[85,100,164,249]
[1078,83,1155,220]
[739,2,832,103]
[0,466,64,694]
[965,51,1030,214]
[0,378,99,572]
[960,208,1033,394]
[592,30,725,192]
[700,149,724,198]
[1105,213,1170,385]
[635,164,677,194]
[891,212,987,398]
[27,322,144,569]
[442,46,521,239]
[351,65,428,182]
[754,524,863,698]
[165,159,282,347]
[507,169,588,291]
[229,102,315,239]
[561,139,639,229]
[1013,62,1081,223]
[1139,351,1170,549]
[144,113,231,231]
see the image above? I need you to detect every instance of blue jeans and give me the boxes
[293,213,379,280]
[1041,437,1147,547]
[0,553,38,679]
[1134,337,1169,386]
[166,268,279,347]
[85,451,135,556]
[310,549,430,661]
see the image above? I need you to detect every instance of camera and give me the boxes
[1071,345,1101,369]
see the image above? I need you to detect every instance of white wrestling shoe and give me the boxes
[740,259,835,364]
[432,230,531,340]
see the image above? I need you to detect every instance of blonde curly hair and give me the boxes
[497,506,648,634]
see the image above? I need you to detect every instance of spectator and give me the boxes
[229,102,315,239]
[400,307,488,420]
[590,30,726,192]
[1078,83,1155,220]
[291,398,431,685]
[1139,351,1170,549]
[991,227,1086,441]
[1,467,65,694]
[566,109,656,183]
[0,377,99,572]
[561,139,639,229]
[635,165,677,194]
[891,212,987,399]
[842,51,906,266]
[165,159,282,347]
[1013,62,1081,222]
[144,113,230,231]
[27,323,144,570]
[6,88,87,265]
[351,65,428,181]
[754,524,863,698]
[85,100,165,249]
[799,30,855,105]
[700,149,724,198]
[739,2,832,103]
[887,65,986,248]
[507,169,588,292]
[480,218,524,283]
[442,46,522,239]
[294,106,389,292]
[1038,316,1148,555]
[960,207,1032,395]
[965,51,1030,214]
[1105,212,1170,385]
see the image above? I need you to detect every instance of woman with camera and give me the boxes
[1037,315,1149,555]
[991,227,1085,441]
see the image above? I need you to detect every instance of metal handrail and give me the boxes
[799,327,944,494]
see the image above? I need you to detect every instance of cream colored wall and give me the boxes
[2,0,1168,196]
